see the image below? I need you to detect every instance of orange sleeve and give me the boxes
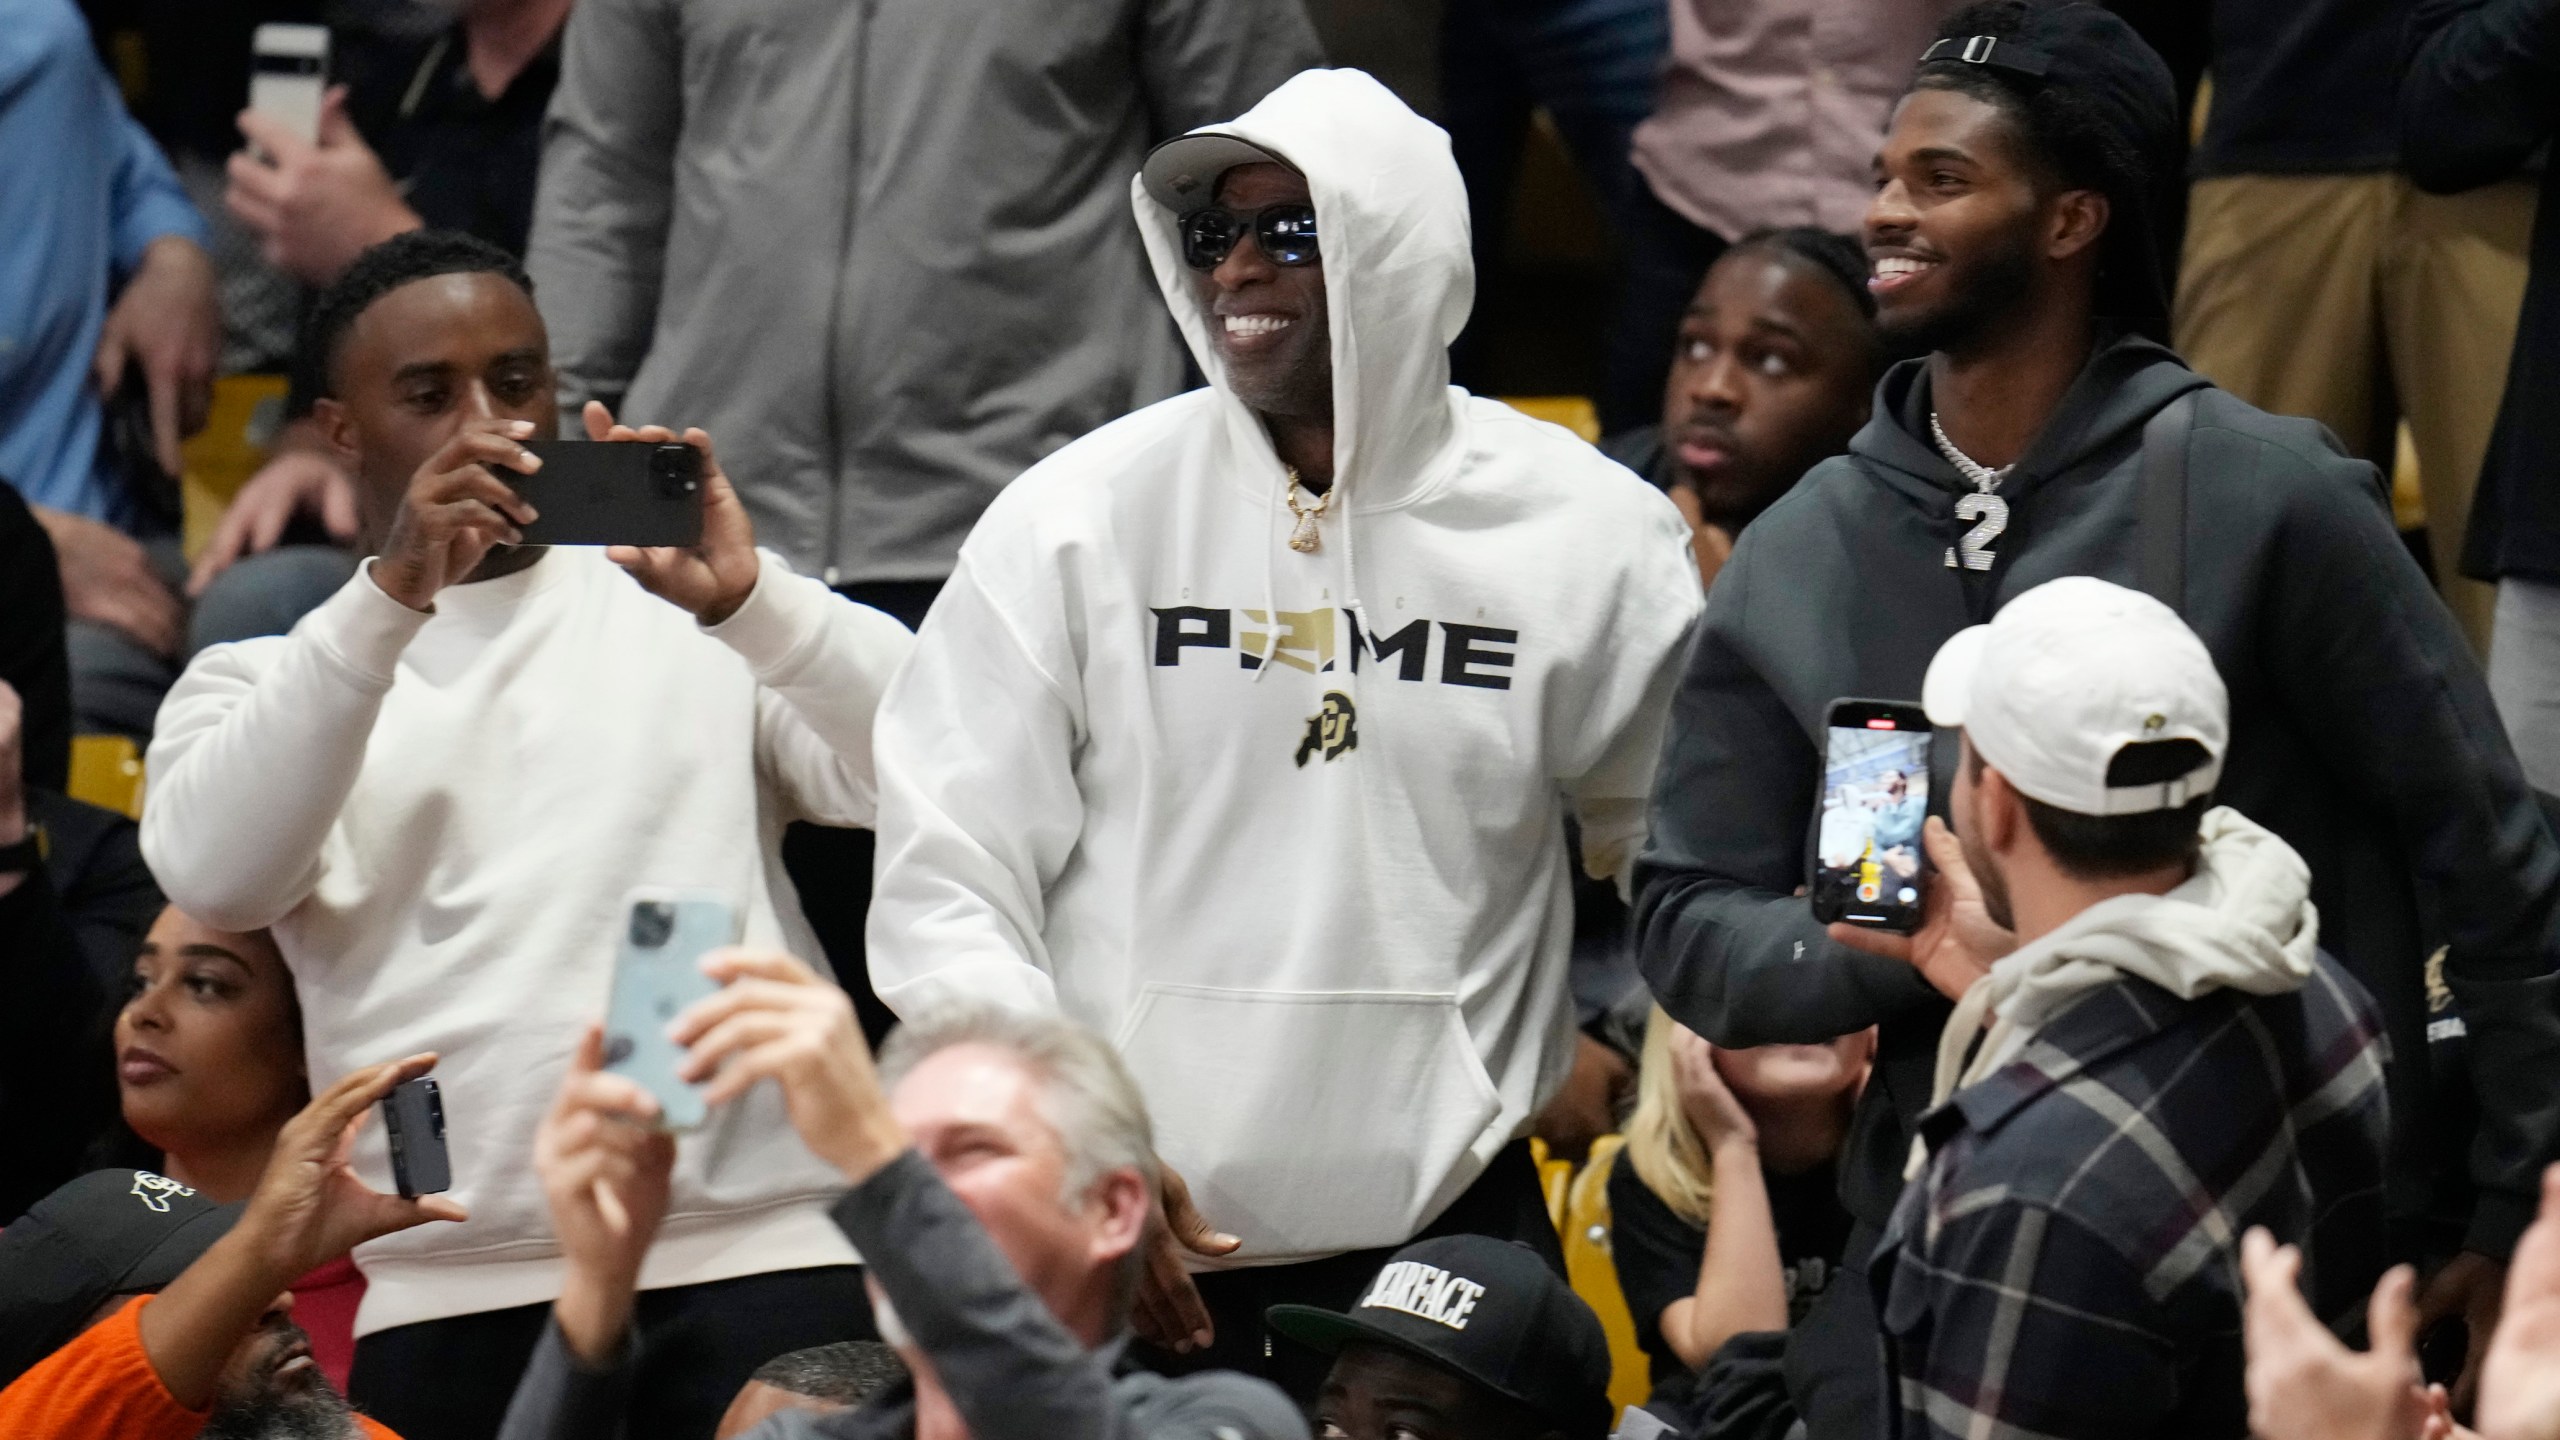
[0,1296,210,1440]
[357,1415,406,1440]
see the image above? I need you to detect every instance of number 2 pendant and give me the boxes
[1943,492,2009,571]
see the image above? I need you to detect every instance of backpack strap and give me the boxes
[2138,392,2199,615]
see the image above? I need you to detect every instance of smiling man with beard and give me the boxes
[198,1299,369,1440]
[1634,2,2560,1435]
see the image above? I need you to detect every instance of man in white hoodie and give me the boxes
[138,231,917,1440]
[1864,576,2390,1440]
[866,69,1703,1393]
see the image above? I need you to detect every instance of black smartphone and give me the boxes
[1809,699,1934,933]
[383,1076,452,1198]
[507,440,703,548]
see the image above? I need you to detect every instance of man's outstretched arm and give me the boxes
[1633,555,1938,1049]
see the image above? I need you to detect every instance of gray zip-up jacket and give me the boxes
[496,1150,1307,1440]
[526,0,1323,586]
[1635,334,2560,1259]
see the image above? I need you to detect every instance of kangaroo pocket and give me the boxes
[1115,983,1503,1262]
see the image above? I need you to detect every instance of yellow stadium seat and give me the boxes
[182,374,292,563]
[1562,1135,1652,1418]
[69,734,146,820]
[1501,395,1603,445]
[1530,1136,1574,1233]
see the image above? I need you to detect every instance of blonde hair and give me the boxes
[1621,1005,1717,1228]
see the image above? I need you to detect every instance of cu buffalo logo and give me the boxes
[1295,691,1359,768]
[130,1171,197,1213]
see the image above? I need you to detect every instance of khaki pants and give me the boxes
[2175,172,2535,654]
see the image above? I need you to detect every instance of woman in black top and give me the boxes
[1610,1009,1870,1400]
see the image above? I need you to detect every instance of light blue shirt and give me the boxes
[0,0,207,527]
[1873,792,1926,852]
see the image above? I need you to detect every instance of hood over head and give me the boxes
[1131,68,1474,513]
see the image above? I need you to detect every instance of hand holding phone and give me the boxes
[1825,815,2016,1003]
[576,404,762,625]
[603,890,740,1131]
[371,419,545,612]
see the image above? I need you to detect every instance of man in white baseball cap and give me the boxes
[1865,575,2393,1440]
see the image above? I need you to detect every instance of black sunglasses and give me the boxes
[1180,204,1320,270]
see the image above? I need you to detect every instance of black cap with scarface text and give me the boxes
[1267,1235,1614,1440]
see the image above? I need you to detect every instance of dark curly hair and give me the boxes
[1910,0,2174,332]
[290,230,534,415]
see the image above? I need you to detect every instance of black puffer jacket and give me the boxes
[1635,333,2560,1259]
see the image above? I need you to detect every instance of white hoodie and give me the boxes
[1914,806,2321,1174]
[867,69,1703,1265]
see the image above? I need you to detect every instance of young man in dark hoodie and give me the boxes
[1634,3,2560,1433]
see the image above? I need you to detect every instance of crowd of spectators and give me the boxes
[13,0,2560,1438]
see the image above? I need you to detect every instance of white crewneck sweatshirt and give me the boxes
[142,548,914,1334]
[867,71,1705,1266]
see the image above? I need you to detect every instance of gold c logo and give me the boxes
[1295,691,1360,768]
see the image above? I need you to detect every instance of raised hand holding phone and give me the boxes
[370,418,541,612]
[580,401,761,625]
[1828,816,2015,1002]
[538,1024,676,1364]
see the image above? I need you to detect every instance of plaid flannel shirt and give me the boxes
[1873,953,2390,1440]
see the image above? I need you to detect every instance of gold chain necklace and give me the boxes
[1284,467,1330,553]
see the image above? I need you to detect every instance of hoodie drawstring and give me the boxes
[1253,463,1284,683]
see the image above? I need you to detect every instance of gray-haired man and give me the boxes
[496,951,1307,1440]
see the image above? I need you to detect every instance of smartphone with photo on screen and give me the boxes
[1809,699,1933,933]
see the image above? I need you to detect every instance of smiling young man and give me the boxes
[1634,3,2560,1434]
[1605,227,1885,591]
[137,230,916,1440]
[868,69,1702,1395]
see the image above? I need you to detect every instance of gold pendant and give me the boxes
[1289,510,1323,553]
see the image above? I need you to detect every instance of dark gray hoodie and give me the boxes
[1635,332,2560,1258]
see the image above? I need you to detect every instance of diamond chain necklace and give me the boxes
[1929,411,2013,493]
[1930,411,2013,571]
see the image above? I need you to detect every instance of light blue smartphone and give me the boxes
[601,888,739,1132]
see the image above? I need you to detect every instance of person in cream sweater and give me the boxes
[140,231,915,1440]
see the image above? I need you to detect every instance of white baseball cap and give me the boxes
[1921,576,2227,816]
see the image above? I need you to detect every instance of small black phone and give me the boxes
[1809,699,1935,933]
[383,1076,452,1198]
[507,440,703,548]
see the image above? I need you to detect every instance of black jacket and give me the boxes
[0,792,158,1222]
[2403,0,2560,585]
[1634,334,2560,1257]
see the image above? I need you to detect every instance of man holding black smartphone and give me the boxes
[139,230,918,1440]
[1635,4,2560,1434]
